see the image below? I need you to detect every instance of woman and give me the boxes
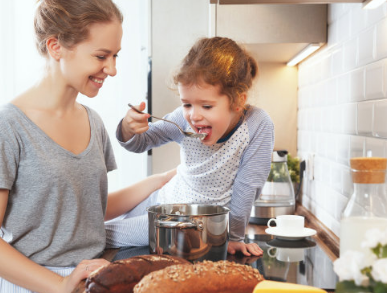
[0,0,173,292]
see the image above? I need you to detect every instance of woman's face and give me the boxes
[178,82,241,146]
[59,19,123,98]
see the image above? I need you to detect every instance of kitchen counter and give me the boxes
[74,203,339,293]
[245,204,339,292]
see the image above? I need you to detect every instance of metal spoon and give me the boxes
[128,103,207,140]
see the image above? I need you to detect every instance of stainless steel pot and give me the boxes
[147,204,229,261]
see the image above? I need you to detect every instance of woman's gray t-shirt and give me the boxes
[0,103,116,267]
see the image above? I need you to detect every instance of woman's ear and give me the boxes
[46,37,61,61]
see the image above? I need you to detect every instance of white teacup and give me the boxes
[267,247,305,262]
[267,215,305,234]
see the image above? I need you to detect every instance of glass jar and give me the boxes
[340,157,387,256]
[258,150,295,207]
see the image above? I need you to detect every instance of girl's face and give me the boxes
[59,19,123,98]
[178,83,242,146]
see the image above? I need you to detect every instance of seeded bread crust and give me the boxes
[133,260,264,293]
[85,255,191,293]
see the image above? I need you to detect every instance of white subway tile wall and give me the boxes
[357,100,373,135]
[298,3,387,236]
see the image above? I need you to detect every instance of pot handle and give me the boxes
[156,218,204,231]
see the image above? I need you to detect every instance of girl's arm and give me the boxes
[117,107,186,154]
[0,189,109,293]
[228,110,274,256]
[105,169,177,221]
[120,102,150,142]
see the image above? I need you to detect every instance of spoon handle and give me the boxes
[127,103,146,114]
[128,103,186,134]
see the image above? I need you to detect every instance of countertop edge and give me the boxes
[295,203,340,261]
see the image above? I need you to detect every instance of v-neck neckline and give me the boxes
[8,103,94,158]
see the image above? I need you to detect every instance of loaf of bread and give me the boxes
[85,254,191,293]
[133,260,264,293]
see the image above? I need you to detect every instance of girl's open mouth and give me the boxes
[197,126,212,140]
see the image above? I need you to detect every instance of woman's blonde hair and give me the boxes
[34,0,123,57]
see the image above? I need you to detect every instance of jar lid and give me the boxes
[272,150,288,162]
[350,157,387,184]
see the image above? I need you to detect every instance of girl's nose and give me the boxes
[190,107,203,122]
[103,58,117,77]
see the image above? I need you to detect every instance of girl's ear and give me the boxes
[240,93,247,106]
[235,93,247,112]
[46,37,62,61]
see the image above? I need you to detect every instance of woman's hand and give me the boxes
[58,259,110,293]
[121,102,150,142]
[227,241,263,257]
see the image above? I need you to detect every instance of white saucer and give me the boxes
[265,227,317,241]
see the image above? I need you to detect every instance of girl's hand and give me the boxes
[121,102,150,142]
[227,241,263,257]
[58,259,110,293]
[227,252,261,265]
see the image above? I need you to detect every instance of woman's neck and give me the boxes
[13,69,79,111]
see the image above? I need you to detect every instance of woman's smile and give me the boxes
[89,76,105,88]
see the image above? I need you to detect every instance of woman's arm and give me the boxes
[0,189,109,293]
[105,169,177,221]
[0,189,63,292]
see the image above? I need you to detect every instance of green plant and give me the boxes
[267,154,300,183]
[287,154,300,183]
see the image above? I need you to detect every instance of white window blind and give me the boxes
[0,0,150,191]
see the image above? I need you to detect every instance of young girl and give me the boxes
[0,1,174,292]
[113,37,275,256]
